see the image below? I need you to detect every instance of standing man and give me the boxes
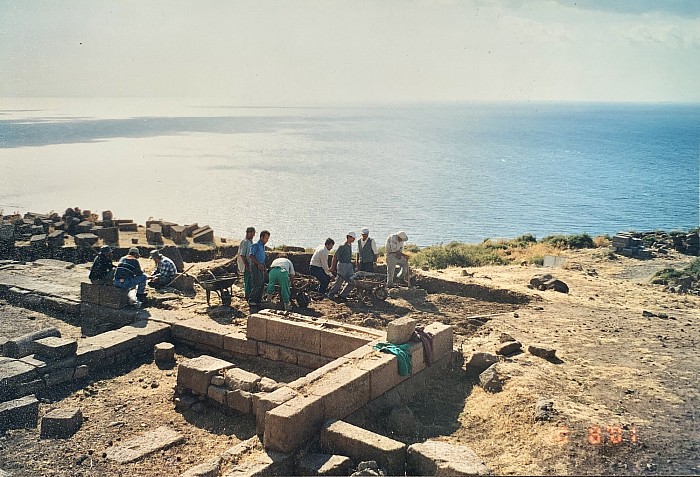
[356,227,378,273]
[267,255,296,311]
[328,231,356,301]
[148,250,178,288]
[238,226,255,300]
[248,230,270,307]
[309,238,335,294]
[385,231,409,288]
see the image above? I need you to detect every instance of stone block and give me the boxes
[34,337,78,360]
[75,221,93,233]
[354,351,407,400]
[154,342,175,364]
[30,234,47,247]
[528,344,557,360]
[80,282,102,304]
[75,343,106,368]
[40,407,83,438]
[321,420,406,476]
[307,365,371,421]
[0,395,39,432]
[0,359,38,398]
[297,453,353,476]
[409,340,427,375]
[170,226,188,244]
[257,342,298,365]
[146,224,163,244]
[172,319,226,350]
[117,222,138,232]
[80,303,143,336]
[266,315,321,354]
[297,350,334,370]
[74,233,98,247]
[386,317,417,345]
[106,426,185,464]
[479,364,505,393]
[3,327,62,359]
[160,221,177,238]
[496,340,522,356]
[73,365,89,380]
[43,367,76,387]
[193,226,214,243]
[224,368,261,392]
[227,389,253,414]
[464,352,499,375]
[183,223,199,236]
[424,322,453,360]
[264,394,325,454]
[255,386,298,436]
[181,457,222,477]
[177,355,234,396]
[47,230,65,247]
[246,313,267,341]
[208,385,228,405]
[319,329,373,359]
[223,333,258,356]
[407,440,492,476]
[94,226,119,244]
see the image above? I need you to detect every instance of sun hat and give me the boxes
[397,231,408,241]
[361,228,369,235]
[149,249,162,259]
[99,245,112,254]
[347,231,357,239]
[128,247,140,257]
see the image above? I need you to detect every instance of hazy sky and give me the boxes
[2,0,699,104]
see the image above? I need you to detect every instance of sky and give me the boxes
[1,0,699,104]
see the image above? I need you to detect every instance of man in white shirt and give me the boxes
[385,231,409,287]
[309,238,335,294]
[267,255,296,311]
[356,227,378,273]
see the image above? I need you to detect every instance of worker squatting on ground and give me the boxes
[148,249,177,289]
[309,238,335,294]
[385,231,409,287]
[327,232,357,302]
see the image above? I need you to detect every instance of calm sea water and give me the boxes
[0,99,698,248]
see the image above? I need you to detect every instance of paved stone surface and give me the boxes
[106,426,185,464]
[407,440,492,476]
[0,260,83,302]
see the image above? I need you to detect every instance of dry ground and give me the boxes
[0,248,698,476]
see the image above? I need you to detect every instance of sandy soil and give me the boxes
[0,248,698,476]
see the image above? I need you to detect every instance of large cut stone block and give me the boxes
[246,313,267,341]
[146,224,163,243]
[177,355,234,396]
[96,284,129,309]
[224,368,261,392]
[263,394,325,454]
[226,389,253,414]
[170,226,188,244]
[319,328,372,359]
[265,315,321,354]
[0,395,39,432]
[257,342,298,365]
[193,226,214,243]
[74,233,98,247]
[386,317,417,345]
[106,426,185,464]
[296,453,353,476]
[40,407,83,438]
[424,322,454,360]
[117,222,138,232]
[94,226,119,244]
[223,332,258,356]
[172,319,227,350]
[321,420,406,476]
[0,359,38,398]
[308,365,370,421]
[255,386,298,436]
[407,440,492,476]
[34,337,78,360]
[355,350,408,400]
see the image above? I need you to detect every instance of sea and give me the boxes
[0,98,698,248]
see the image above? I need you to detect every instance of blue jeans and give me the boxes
[113,274,147,294]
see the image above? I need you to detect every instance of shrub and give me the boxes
[409,242,507,269]
[542,233,594,249]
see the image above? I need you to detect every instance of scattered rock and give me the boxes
[352,461,385,476]
[496,341,522,356]
[528,344,557,360]
[499,333,516,343]
[40,407,83,438]
[534,398,555,421]
[181,457,221,477]
[642,310,656,317]
[479,364,505,393]
[464,352,499,375]
[387,405,417,436]
[530,274,569,293]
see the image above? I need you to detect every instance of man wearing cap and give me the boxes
[89,245,114,284]
[248,230,270,307]
[267,255,296,311]
[113,247,148,302]
[309,238,335,294]
[385,231,409,288]
[328,232,356,301]
[237,227,255,300]
[356,227,378,273]
[148,249,178,288]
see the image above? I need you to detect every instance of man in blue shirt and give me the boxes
[248,230,270,307]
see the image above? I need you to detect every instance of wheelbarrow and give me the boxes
[196,273,238,307]
[351,271,389,300]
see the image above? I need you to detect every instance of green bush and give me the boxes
[541,233,594,249]
[409,242,507,269]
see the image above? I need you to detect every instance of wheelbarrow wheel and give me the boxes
[221,289,232,307]
[374,286,388,300]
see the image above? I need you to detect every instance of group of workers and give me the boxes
[87,227,409,312]
[88,245,178,307]
[238,227,409,311]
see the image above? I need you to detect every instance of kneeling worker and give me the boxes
[267,255,296,311]
[148,249,178,288]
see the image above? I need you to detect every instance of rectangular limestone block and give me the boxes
[75,343,106,368]
[85,330,139,358]
[34,337,78,360]
[386,317,417,345]
[120,320,172,348]
[257,342,298,365]
[265,315,321,354]
[319,329,372,359]
[193,226,214,243]
[223,333,258,356]
[224,368,261,392]
[409,340,427,375]
[172,318,227,350]
[308,365,371,421]
[117,222,138,232]
[74,233,98,247]
[287,358,349,391]
[355,350,409,400]
[40,407,83,438]
[80,282,101,304]
[208,385,228,405]
[424,322,454,361]
[297,350,334,370]
[0,395,39,433]
[407,440,492,476]
[146,225,163,243]
[106,426,185,464]
[263,394,325,454]
[255,386,298,435]
[321,420,406,476]
[246,314,267,341]
[170,226,188,244]
[177,355,234,396]
[0,360,38,398]
[226,389,253,414]
[94,226,119,244]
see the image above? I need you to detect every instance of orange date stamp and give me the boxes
[554,425,638,445]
